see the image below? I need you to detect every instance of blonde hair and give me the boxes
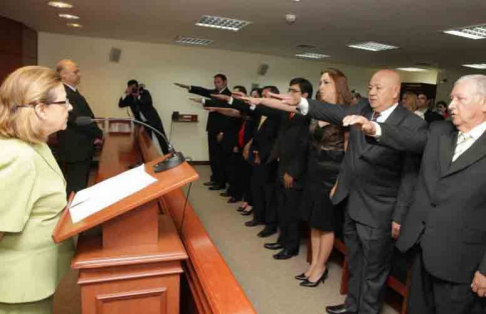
[402,91,418,112]
[0,66,62,144]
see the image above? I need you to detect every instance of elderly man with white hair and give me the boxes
[382,74,486,314]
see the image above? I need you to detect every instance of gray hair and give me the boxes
[455,74,486,96]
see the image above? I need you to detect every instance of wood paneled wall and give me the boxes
[0,15,38,83]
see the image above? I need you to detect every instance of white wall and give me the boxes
[39,32,437,160]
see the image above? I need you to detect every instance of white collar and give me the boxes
[64,83,77,92]
[461,121,486,141]
[219,86,229,94]
[376,103,399,122]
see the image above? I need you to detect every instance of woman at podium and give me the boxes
[0,66,75,313]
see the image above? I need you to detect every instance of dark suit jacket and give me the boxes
[118,89,166,134]
[57,85,103,163]
[424,109,444,124]
[268,111,310,182]
[189,86,232,134]
[395,121,486,283]
[306,99,427,228]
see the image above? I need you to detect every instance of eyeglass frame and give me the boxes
[14,98,71,110]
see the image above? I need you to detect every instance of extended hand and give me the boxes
[283,173,294,189]
[235,93,263,106]
[342,115,377,136]
[391,221,401,239]
[268,92,301,106]
[204,107,218,112]
[174,82,190,90]
[189,97,203,104]
[211,94,231,102]
[253,151,261,165]
[471,271,486,298]
[243,141,252,160]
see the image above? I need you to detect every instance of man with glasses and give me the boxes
[56,59,103,195]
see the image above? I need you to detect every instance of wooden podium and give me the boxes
[53,132,199,314]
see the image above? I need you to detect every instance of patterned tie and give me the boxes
[452,133,473,162]
[371,111,381,122]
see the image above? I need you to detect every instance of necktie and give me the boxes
[289,112,295,120]
[371,111,381,122]
[452,133,473,162]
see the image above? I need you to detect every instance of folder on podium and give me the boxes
[52,153,199,314]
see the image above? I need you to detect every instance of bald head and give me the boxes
[368,70,401,112]
[56,59,81,87]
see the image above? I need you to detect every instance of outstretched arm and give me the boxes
[205,107,242,118]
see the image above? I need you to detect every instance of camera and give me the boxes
[131,84,145,94]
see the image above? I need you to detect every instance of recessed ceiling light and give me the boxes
[196,15,251,32]
[59,13,80,20]
[174,36,213,46]
[348,41,398,52]
[67,23,83,28]
[396,67,428,72]
[47,1,73,8]
[295,52,330,59]
[444,25,486,40]
[462,64,486,69]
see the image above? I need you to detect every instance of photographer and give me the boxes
[118,79,169,154]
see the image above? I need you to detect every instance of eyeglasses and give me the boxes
[15,98,71,110]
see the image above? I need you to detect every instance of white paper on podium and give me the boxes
[69,165,158,223]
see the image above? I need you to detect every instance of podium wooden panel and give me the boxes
[53,129,198,314]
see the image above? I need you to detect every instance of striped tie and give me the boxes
[452,133,473,162]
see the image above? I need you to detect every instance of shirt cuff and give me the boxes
[372,122,382,138]
[297,98,309,115]
[202,99,206,105]
[250,105,256,111]
[228,97,234,105]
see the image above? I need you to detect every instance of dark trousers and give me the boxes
[145,122,169,155]
[343,210,394,314]
[63,159,92,197]
[227,152,251,201]
[251,162,278,226]
[408,247,486,314]
[276,183,302,251]
[207,132,225,184]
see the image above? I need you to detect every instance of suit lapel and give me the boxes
[439,131,456,177]
[446,131,486,177]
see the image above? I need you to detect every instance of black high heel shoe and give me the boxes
[299,269,329,287]
[237,204,248,212]
[240,207,254,216]
[294,273,308,281]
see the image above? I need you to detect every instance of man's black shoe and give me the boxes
[257,227,277,238]
[203,181,217,186]
[264,242,283,250]
[245,220,262,227]
[326,304,355,314]
[273,249,298,260]
[227,197,241,203]
[209,184,225,191]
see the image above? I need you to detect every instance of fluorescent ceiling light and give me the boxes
[444,25,486,40]
[295,52,330,59]
[396,67,427,72]
[59,13,80,20]
[348,41,398,52]
[462,64,486,69]
[66,23,83,28]
[47,1,73,8]
[196,15,251,32]
[174,36,213,46]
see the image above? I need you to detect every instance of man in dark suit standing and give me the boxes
[387,75,486,314]
[417,92,444,124]
[267,70,427,314]
[175,74,232,190]
[56,59,103,195]
[118,79,169,154]
[263,78,312,259]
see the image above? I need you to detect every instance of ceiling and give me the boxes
[1,0,486,71]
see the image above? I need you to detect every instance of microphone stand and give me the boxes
[93,118,185,173]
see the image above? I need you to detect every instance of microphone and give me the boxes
[76,116,185,173]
